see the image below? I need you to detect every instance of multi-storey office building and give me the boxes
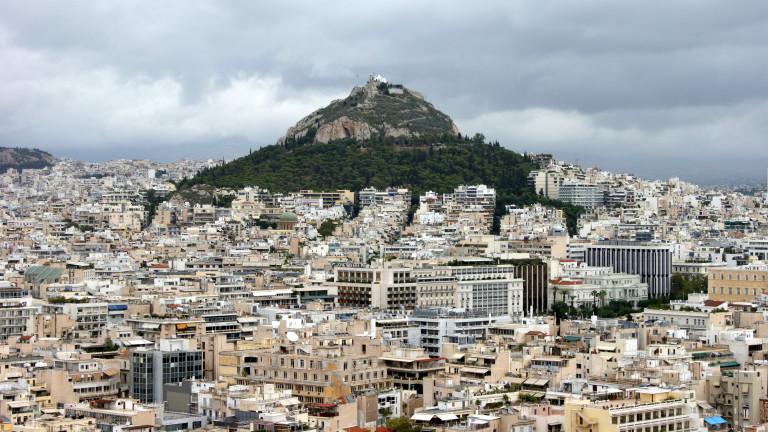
[451,265,523,319]
[130,339,204,403]
[511,259,548,315]
[410,308,501,356]
[336,264,524,318]
[587,241,673,297]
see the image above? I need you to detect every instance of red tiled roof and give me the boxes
[550,279,582,285]
[703,300,726,307]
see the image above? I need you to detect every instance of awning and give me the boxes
[141,323,160,330]
[508,377,526,384]
[461,366,490,375]
[524,378,550,387]
[704,416,727,425]
[718,361,740,368]
[472,414,500,421]
[450,353,465,360]
[436,413,458,421]
[411,413,435,422]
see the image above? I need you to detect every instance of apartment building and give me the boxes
[64,399,156,432]
[38,357,121,404]
[528,169,563,200]
[43,302,109,339]
[220,335,391,404]
[335,266,417,309]
[706,368,768,430]
[558,182,604,209]
[0,298,37,341]
[379,347,445,394]
[297,189,355,208]
[358,187,412,207]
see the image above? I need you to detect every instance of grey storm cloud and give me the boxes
[1,0,767,184]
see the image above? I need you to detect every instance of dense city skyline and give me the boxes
[4,3,768,430]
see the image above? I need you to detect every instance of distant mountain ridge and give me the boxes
[0,147,55,173]
[277,74,460,147]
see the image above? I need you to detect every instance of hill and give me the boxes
[278,74,459,147]
[180,77,584,233]
[0,147,55,173]
[179,135,583,233]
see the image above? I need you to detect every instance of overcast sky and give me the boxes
[1,1,767,184]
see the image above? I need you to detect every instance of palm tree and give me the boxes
[569,295,576,315]
[598,290,608,308]
[552,286,558,309]
[591,290,599,312]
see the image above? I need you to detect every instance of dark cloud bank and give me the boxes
[1,1,767,184]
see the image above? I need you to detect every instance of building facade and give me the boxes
[587,241,672,297]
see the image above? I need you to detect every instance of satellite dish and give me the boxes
[286,332,299,342]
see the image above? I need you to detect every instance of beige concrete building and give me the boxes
[563,388,697,432]
[220,334,391,404]
[708,264,768,302]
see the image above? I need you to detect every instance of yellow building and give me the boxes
[708,264,768,302]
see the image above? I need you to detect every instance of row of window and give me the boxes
[710,286,760,296]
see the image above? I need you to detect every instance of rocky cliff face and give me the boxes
[0,147,55,173]
[278,76,460,146]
